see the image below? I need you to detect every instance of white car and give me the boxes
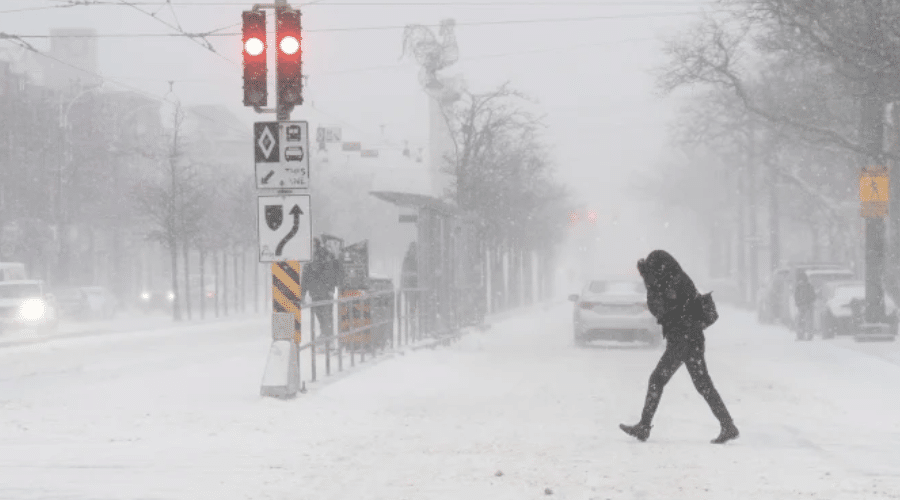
[569,279,663,347]
[0,280,59,333]
[814,280,898,338]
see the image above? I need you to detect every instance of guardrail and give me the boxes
[296,286,488,384]
[261,285,487,396]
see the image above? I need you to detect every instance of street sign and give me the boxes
[258,194,312,262]
[255,121,310,190]
[361,149,379,158]
[860,166,889,218]
[342,141,361,152]
[316,126,342,143]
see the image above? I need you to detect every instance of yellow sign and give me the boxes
[860,168,889,202]
[860,167,889,218]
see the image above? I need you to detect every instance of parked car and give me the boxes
[0,262,27,282]
[814,281,898,338]
[53,286,119,320]
[568,278,662,347]
[0,280,59,334]
[788,268,856,329]
[757,262,848,326]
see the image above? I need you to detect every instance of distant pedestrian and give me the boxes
[793,271,816,341]
[301,238,344,339]
[620,249,739,444]
[401,242,419,317]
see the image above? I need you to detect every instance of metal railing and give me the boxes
[292,287,454,384]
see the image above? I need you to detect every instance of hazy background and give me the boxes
[1,0,722,281]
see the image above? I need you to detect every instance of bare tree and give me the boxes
[133,101,204,321]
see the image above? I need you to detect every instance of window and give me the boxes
[589,280,646,294]
[0,284,41,299]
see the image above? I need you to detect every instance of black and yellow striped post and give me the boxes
[272,261,302,342]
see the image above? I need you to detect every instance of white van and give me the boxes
[0,262,27,282]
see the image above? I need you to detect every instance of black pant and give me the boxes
[312,301,334,338]
[796,307,813,340]
[639,337,733,426]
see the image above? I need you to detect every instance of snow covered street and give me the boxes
[1,302,899,499]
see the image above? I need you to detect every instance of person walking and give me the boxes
[301,238,344,341]
[793,271,816,341]
[619,250,739,444]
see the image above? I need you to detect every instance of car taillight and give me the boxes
[579,302,594,310]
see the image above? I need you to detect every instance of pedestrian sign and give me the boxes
[860,166,889,218]
[255,121,310,190]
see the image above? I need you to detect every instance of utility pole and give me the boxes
[169,101,183,322]
[735,153,747,306]
[746,122,759,306]
[767,154,781,274]
[860,0,888,329]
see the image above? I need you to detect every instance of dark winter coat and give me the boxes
[794,275,816,310]
[637,250,704,343]
[401,243,418,289]
[301,247,344,301]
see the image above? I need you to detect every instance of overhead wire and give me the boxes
[108,0,240,68]
[19,0,720,6]
[6,0,705,152]
[3,9,728,36]
[0,33,251,138]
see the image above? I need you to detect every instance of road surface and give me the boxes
[0,303,898,499]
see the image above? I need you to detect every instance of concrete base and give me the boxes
[260,340,301,398]
[261,313,303,399]
[854,323,896,342]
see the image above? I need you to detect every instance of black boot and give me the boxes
[619,422,652,442]
[711,421,739,444]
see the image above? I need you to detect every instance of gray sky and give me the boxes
[2,0,720,275]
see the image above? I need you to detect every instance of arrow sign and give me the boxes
[258,194,311,263]
[262,170,275,184]
[276,205,303,256]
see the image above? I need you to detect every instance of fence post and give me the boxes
[310,302,317,383]
[322,306,331,377]
[336,294,343,372]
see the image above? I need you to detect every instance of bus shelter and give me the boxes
[370,191,483,334]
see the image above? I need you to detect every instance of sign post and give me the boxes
[249,0,313,398]
[857,166,895,342]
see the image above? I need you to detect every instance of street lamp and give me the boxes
[55,83,102,286]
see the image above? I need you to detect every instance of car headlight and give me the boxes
[167,292,175,301]
[141,292,151,301]
[18,298,46,321]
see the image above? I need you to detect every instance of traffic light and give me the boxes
[276,8,303,108]
[242,10,267,107]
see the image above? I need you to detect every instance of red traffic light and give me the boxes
[242,10,267,107]
[276,8,303,107]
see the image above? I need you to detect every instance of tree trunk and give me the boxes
[182,240,192,320]
[735,164,747,306]
[222,249,229,316]
[199,248,206,320]
[169,237,181,321]
[746,126,759,306]
[214,250,220,318]
[233,247,240,314]
[768,157,781,273]
[240,246,247,314]
[888,102,900,303]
